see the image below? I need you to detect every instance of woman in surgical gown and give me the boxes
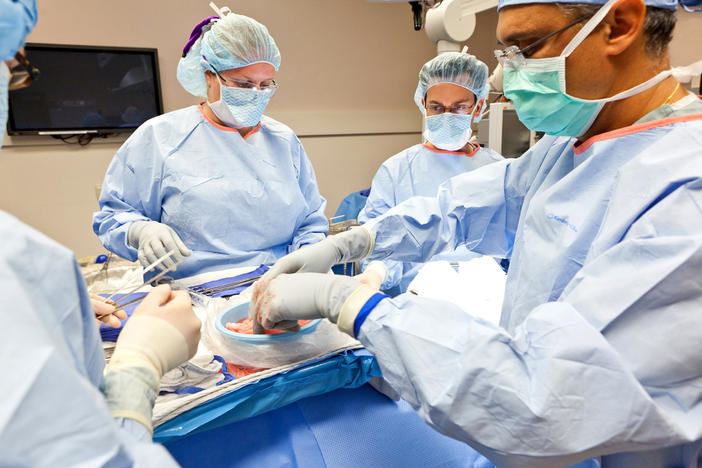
[357,51,502,295]
[93,12,328,279]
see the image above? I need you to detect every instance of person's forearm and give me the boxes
[354,296,698,467]
[365,160,517,264]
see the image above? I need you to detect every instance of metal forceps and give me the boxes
[188,275,262,297]
[96,250,183,320]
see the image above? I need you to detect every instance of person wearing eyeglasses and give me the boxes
[250,0,702,465]
[1,2,202,465]
[354,51,503,296]
[93,10,328,280]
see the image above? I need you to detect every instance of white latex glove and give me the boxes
[249,273,377,336]
[353,261,387,290]
[251,227,373,326]
[104,285,201,432]
[127,220,191,270]
[90,294,127,328]
[108,284,201,377]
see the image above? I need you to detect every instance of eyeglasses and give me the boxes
[210,65,278,93]
[8,51,40,91]
[494,15,591,67]
[426,103,475,115]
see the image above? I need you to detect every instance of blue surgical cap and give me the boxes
[497,0,683,11]
[0,0,38,60]
[177,12,281,98]
[414,51,490,121]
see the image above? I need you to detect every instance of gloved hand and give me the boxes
[251,227,374,311]
[353,261,388,291]
[108,284,201,377]
[128,220,192,271]
[249,273,377,336]
[103,285,201,432]
[90,294,127,328]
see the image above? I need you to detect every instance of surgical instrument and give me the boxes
[96,250,183,320]
[188,275,262,296]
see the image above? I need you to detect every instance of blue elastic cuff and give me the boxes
[354,293,388,337]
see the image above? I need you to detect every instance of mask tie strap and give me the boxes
[606,60,702,101]
[561,0,619,58]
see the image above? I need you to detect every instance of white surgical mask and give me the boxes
[208,75,272,129]
[423,107,477,151]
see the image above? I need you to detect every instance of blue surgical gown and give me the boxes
[358,143,503,294]
[93,105,328,279]
[358,103,702,467]
[0,211,178,466]
[0,0,37,60]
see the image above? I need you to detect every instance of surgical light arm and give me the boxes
[367,0,498,55]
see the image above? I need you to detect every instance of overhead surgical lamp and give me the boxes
[367,0,498,54]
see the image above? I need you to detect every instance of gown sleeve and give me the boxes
[0,212,179,467]
[358,163,407,290]
[363,145,541,263]
[92,125,163,260]
[356,176,702,467]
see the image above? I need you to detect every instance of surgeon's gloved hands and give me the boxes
[90,294,127,328]
[249,273,378,336]
[270,226,373,277]
[252,226,373,310]
[354,261,388,291]
[103,285,201,432]
[127,220,192,271]
[109,284,201,377]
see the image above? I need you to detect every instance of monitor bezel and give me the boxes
[7,42,164,136]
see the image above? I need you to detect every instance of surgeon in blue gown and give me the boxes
[93,11,328,279]
[251,0,702,465]
[356,50,502,295]
[0,219,200,466]
[0,4,201,464]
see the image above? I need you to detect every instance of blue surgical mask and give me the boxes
[208,75,272,128]
[502,0,701,137]
[423,112,474,151]
[0,62,9,148]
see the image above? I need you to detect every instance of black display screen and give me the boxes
[7,43,163,134]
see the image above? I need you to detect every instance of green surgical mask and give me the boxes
[502,0,702,137]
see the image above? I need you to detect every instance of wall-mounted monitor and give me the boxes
[7,43,163,135]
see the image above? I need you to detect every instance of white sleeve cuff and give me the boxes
[360,225,375,259]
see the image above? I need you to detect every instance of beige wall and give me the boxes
[0,0,498,257]
[0,1,698,257]
[671,10,702,72]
